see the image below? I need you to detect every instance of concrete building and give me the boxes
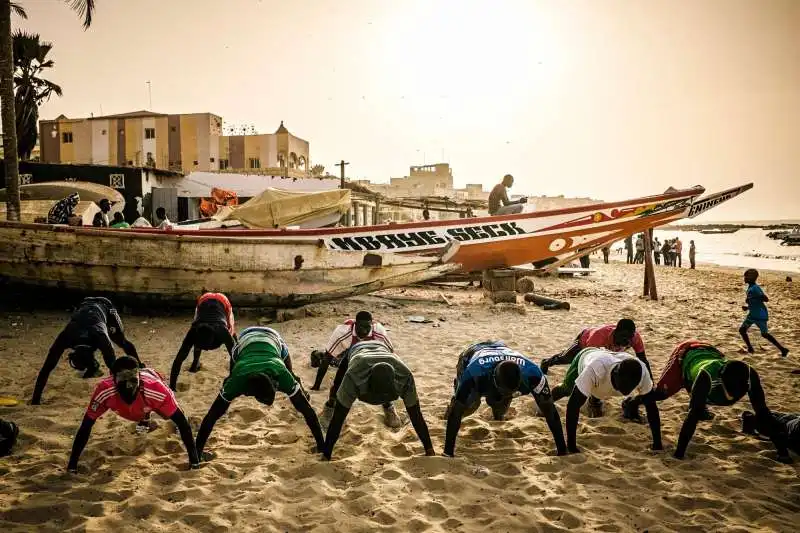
[39,112,310,177]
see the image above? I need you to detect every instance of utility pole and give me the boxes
[146,81,152,110]
[336,159,349,189]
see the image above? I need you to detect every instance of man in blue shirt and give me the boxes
[443,341,567,457]
[739,269,789,357]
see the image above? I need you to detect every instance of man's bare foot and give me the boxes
[384,405,402,428]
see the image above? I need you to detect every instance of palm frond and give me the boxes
[10,2,27,19]
[67,0,95,29]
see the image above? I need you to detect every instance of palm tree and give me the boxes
[1,0,94,221]
[14,30,62,160]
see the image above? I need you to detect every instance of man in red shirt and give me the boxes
[67,357,199,473]
[539,319,651,418]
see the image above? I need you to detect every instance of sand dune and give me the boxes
[1,262,798,532]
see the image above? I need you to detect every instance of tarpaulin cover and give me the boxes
[216,188,350,229]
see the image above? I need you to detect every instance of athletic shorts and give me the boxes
[653,346,686,399]
[741,317,769,335]
[561,350,584,393]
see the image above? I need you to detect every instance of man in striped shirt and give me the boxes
[310,311,393,391]
[67,357,199,473]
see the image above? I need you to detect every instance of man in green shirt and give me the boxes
[321,340,435,460]
[623,340,791,462]
[195,327,324,459]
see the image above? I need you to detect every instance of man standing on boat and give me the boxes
[169,292,237,391]
[310,311,393,393]
[32,297,142,405]
[488,174,527,216]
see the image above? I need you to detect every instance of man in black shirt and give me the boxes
[32,297,141,404]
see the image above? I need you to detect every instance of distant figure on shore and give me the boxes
[195,327,324,461]
[653,237,661,265]
[32,297,142,405]
[47,193,80,224]
[634,234,645,264]
[321,341,434,460]
[67,357,199,473]
[623,340,791,463]
[488,174,527,216]
[110,212,130,228]
[310,311,392,391]
[443,341,567,457]
[739,269,789,357]
[675,237,683,267]
[624,235,634,264]
[92,199,111,227]
[602,246,610,264]
[155,207,174,230]
[661,239,673,266]
[689,240,696,269]
[422,208,430,221]
[742,411,799,456]
[170,293,237,391]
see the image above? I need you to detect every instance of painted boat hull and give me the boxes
[123,186,709,271]
[0,222,460,307]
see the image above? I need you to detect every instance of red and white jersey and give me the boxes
[195,292,235,335]
[85,369,179,422]
[325,320,393,358]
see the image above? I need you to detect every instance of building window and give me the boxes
[62,132,73,143]
[144,128,156,139]
[219,159,229,170]
[101,129,107,135]
[170,126,177,132]
[109,174,125,189]
[193,160,198,166]
[20,174,32,185]
[249,158,261,169]
[209,157,215,163]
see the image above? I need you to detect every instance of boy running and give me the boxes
[739,269,789,357]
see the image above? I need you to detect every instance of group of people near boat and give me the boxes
[19,267,795,470]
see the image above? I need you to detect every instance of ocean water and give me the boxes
[650,228,800,274]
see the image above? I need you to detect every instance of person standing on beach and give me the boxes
[661,239,672,266]
[310,311,392,391]
[634,234,644,264]
[321,340,435,459]
[739,269,789,357]
[67,357,200,473]
[689,240,696,269]
[443,341,567,457]
[653,237,661,265]
[169,293,237,391]
[625,235,634,264]
[550,347,661,453]
[675,238,683,267]
[194,327,324,460]
[32,297,142,405]
[488,174,527,216]
[621,340,791,463]
[602,246,610,264]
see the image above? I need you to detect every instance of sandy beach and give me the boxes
[1,261,798,533]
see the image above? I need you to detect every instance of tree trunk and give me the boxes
[0,0,20,221]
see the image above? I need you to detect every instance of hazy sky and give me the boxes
[17,0,800,220]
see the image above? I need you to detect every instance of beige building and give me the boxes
[39,112,310,177]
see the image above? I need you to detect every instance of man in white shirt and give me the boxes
[550,347,663,453]
[310,311,393,391]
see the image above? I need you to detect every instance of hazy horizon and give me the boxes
[11,0,800,220]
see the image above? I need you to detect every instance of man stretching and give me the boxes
[67,357,198,473]
[33,297,141,405]
[195,327,324,460]
[170,292,237,391]
[550,347,661,453]
[742,411,798,456]
[321,340,434,460]
[623,340,791,462]
[310,311,392,391]
[443,341,567,458]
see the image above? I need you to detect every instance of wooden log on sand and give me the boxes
[523,293,570,310]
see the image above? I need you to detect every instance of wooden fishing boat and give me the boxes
[698,228,739,234]
[0,221,460,307]
[538,183,753,272]
[123,185,712,271]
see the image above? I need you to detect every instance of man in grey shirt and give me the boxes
[488,174,528,215]
[320,341,435,460]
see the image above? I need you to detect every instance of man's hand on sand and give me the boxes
[424,448,436,457]
[776,453,793,465]
[568,446,580,454]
